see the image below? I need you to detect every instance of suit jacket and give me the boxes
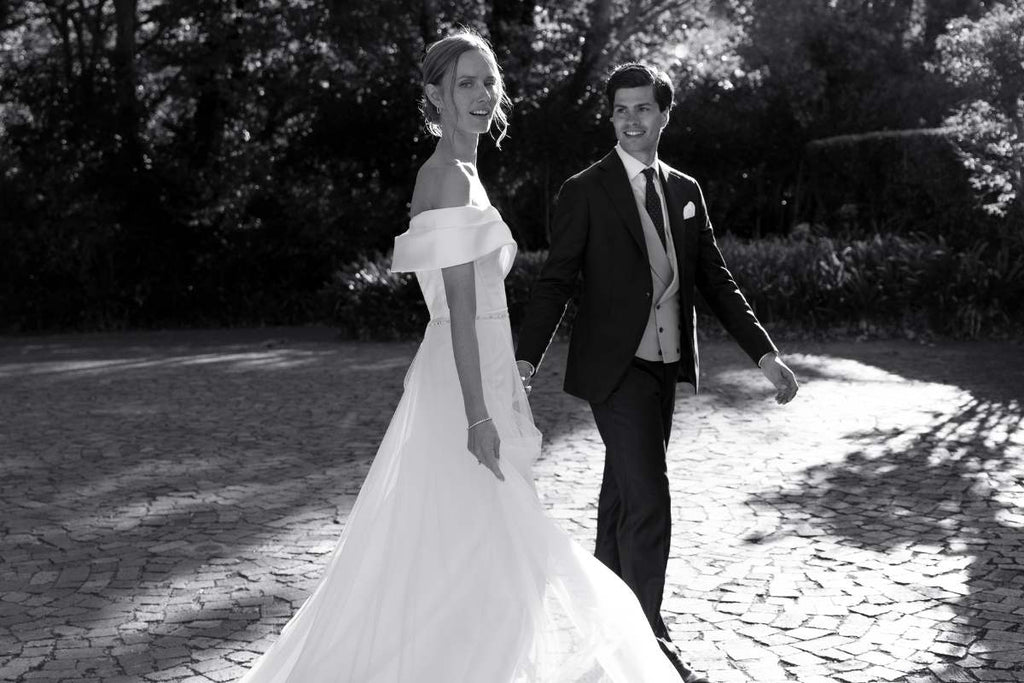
[515,150,778,404]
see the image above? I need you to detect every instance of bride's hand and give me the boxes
[467,419,504,481]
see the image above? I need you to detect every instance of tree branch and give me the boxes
[570,0,704,99]
[612,0,700,58]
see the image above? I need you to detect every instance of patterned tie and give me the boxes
[642,167,667,250]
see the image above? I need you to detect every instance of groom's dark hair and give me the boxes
[605,63,674,112]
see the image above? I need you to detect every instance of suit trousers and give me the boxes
[590,356,678,640]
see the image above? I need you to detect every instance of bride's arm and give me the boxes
[432,164,504,480]
[443,261,504,481]
[442,261,487,426]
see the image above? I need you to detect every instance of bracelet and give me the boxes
[467,417,492,430]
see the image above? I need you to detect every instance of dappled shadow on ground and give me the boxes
[0,326,415,380]
[0,332,609,680]
[745,342,1024,679]
[0,328,417,680]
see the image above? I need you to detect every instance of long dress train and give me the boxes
[239,205,681,682]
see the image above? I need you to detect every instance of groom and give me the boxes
[515,63,798,682]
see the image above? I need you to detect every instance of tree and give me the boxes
[936,0,1024,219]
[0,0,997,330]
[666,0,966,237]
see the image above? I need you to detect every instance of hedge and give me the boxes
[795,129,997,242]
[322,232,1024,341]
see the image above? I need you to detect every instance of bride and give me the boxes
[239,30,683,683]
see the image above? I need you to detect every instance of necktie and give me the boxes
[642,168,667,249]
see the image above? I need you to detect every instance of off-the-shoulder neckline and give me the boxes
[409,204,495,222]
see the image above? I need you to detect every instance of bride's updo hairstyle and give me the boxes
[421,30,512,148]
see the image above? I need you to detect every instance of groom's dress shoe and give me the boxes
[657,637,710,683]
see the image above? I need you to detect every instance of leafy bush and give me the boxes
[716,232,1024,338]
[321,254,427,341]
[321,249,578,341]
[936,1,1024,219]
[504,251,579,336]
[323,234,1024,341]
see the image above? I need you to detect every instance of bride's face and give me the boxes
[430,49,500,137]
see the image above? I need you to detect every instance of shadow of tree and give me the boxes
[746,344,1024,680]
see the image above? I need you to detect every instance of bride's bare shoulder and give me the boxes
[410,159,474,217]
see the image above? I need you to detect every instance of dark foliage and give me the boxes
[792,129,998,243]
[0,0,1017,331]
[718,232,1024,338]
[322,250,578,341]
[322,234,1024,341]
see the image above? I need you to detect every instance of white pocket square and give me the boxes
[683,201,696,220]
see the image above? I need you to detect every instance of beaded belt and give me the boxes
[428,309,509,326]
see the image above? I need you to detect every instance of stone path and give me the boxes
[1,328,1022,682]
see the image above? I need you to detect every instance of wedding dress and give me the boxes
[239,205,681,682]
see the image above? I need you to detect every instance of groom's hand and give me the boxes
[759,353,798,404]
[516,360,535,394]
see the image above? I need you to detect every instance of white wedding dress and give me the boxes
[239,205,681,682]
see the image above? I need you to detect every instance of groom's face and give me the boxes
[611,85,669,162]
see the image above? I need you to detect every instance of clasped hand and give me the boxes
[516,360,534,395]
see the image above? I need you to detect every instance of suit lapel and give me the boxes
[661,162,701,277]
[597,151,648,258]
[652,163,678,298]
[660,163,687,257]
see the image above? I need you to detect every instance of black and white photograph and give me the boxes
[1,1,1022,681]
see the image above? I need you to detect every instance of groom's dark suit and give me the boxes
[516,149,777,637]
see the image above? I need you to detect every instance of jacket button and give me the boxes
[659,327,664,332]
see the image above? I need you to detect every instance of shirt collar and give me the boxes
[614,143,659,182]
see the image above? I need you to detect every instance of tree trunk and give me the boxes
[569,0,613,104]
[86,0,107,100]
[71,0,95,110]
[112,0,142,172]
[420,0,439,46]
[190,7,244,169]
[51,6,75,92]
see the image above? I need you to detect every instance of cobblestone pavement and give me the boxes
[1,328,1023,683]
